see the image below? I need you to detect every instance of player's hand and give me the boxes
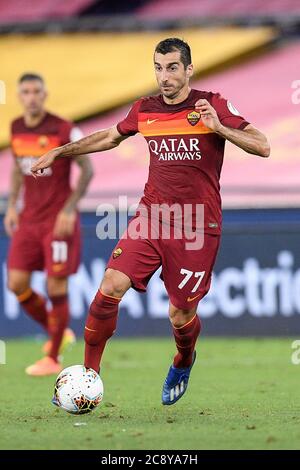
[4,206,19,237]
[53,209,76,238]
[195,99,222,132]
[30,148,60,176]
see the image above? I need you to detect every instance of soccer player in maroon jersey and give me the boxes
[32,38,270,403]
[4,73,93,376]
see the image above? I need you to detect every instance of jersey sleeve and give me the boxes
[116,99,142,136]
[212,93,250,130]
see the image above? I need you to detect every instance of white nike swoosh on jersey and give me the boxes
[147,118,159,124]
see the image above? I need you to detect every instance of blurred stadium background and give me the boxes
[1,0,300,339]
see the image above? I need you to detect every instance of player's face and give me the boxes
[154,51,193,99]
[18,80,47,116]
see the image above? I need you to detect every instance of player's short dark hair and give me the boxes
[18,73,44,84]
[154,38,192,69]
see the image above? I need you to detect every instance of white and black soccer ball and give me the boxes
[52,365,104,415]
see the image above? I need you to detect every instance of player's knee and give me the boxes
[7,277,30,296]
[169,305,197,328]
[100,269,130,299]
[47,276,68,298]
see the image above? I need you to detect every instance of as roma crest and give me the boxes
[39,135,49,148]
[113,248,123,259]
[187,111,201,126]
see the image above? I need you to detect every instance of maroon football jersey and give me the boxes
[11,112,80,224]
[117,89,249,234]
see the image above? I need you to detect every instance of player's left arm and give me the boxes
[64,155,94,214]
[195,98,270,158]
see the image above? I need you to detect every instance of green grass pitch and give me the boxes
[1,337,300,450]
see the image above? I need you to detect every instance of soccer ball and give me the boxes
[52,365,104,414]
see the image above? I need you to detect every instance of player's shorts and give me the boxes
[107,215,220,310]
[7,215,81,277]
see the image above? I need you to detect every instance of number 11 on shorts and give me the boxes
[51,241,68,263]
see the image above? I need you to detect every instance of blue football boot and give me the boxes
[162,351,196,406]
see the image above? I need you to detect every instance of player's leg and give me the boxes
[7,223,49,332]
[46,275,74,359]
[169,302,201,368]
[162,302,200,405]
[161,234,220,404]
[163,233,220,362]
[84,268,132,372]
[7,269,49,330]
[25,276,73,376]
[84,218,162,373]
[44,222,80,352]
[42,276,75,357]
[26,224,80,376]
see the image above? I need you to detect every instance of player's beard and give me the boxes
[28,107,44,119]
[160,81,186,100]
[162,88,174,98]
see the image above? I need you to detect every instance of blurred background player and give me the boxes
[4,73,94,376]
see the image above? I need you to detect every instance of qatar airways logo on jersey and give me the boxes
[148,138,202,161]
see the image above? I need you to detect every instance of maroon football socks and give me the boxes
[172,314,201,368]
[48,294,69,362]
[18,288,48,331]
[84,290,121,372]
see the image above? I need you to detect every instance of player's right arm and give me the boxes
[4,161,23,236]
[31,125,126,175]
[31,99,141,175]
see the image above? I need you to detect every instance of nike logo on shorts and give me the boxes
[147,118,159,124]
[187,293,202,302]
[52,263,65,272]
